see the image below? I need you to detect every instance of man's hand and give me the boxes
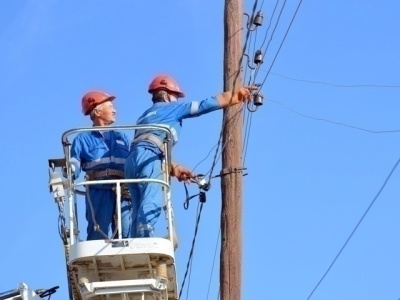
[235,86,258,102]
[170,163,195,183]
[217,86,258,108]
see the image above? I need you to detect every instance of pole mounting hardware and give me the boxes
[217,167,248,177]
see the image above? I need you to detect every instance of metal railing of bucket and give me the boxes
[60,125,174,245]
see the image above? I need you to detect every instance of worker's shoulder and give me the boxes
[112,130,129,140]
[73,130,100,143]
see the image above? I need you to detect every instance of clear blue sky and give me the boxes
[1,1,399,299]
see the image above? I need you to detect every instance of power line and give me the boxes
[261,0,287,58]
[190,143,219,175]
[179,202,205,299]
[259,0,281,50]
[206,229,221,300]
[185,254,194,300]
[270,72,400,88]
[242,108,254,166]
[258,0,303,91]
[205,104,247,179]
[269,98,400,133]
[207,0,260,182]
[306,155,400,299]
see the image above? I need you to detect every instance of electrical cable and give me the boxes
[206,229,221,300]
[204,0,274,183]
[206,0,259,182]
[261,0,287,59]
[259,0,281,50]
[180,2,265,295]
[204,104,247,179]
[242,0,302,166]
[185,248,194,300]
[269,98,400,133]
[179,202,205,299]
[306,155,400,299]
[258,0,303,91]
[270,72,400,88]
[190,143,220,175]
[242,111,254,166]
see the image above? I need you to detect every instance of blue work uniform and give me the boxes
[125,97,221,238]
[71,130,131,240]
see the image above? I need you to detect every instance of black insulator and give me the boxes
[199,191,206,203]
[253,11,263,26]
[254,50,263,64]
[253,93,264,106]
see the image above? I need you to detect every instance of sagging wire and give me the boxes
[181,165,245,299]
[246,0,303,94]
[258,0,304,91]
[270,72,400,88]
[206,228,221,300]
[259,0,281,50]
[185,236,195,300]
[203,93,260,179]
[269,97,400,134]
[179,174,211,298]
[190,143,220,175]
[203,104,249,179]
[261,0,288,61]
[242,111,254,167]
[190,103,256,177]
[179,201,205,299]
[306,155,400,299]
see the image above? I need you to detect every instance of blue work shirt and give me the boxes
[71,130,130,181]
[132,97,221,153]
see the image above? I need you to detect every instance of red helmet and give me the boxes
[81,90,115,115]
[148,75,185,98]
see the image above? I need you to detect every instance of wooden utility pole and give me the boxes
[220,0,243,299]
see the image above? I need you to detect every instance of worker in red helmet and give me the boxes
[70,90,132,240]
[125,74,256,238]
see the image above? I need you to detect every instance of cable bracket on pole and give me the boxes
[216,167,248,177]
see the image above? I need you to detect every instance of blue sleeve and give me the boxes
[174,96,221,120]
[70,136,82,179]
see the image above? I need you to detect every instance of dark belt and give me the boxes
[86,168,124,180]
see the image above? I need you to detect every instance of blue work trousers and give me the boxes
[125,147,164,238]
[85,188,132,240]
